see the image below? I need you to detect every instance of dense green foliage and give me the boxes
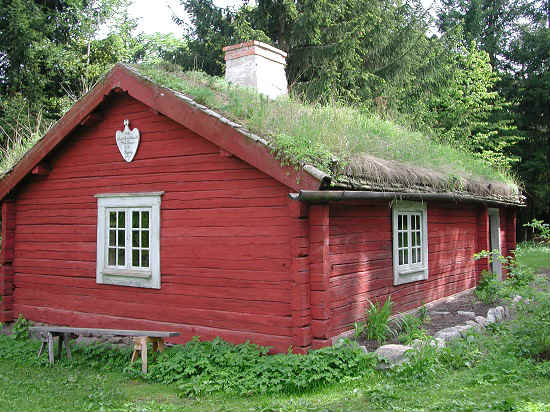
[438,0,550,229]
[137,337,376,396]
[0,0,547,216]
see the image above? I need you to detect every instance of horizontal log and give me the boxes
[15,304,293,353]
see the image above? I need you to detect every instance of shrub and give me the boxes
[12,314,30,341]
[365,297,394,343]
[475,270,502,304]
[395,314,429,344]
[137,336,376,396]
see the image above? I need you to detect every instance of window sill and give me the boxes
[394,268,428,285]
[102,269,152,279]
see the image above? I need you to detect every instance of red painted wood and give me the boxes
[327,203,503,334]
[14,304,293,353]
[0,64,322,201]
[9,93,301,352]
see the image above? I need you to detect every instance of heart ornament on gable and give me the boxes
[115,119,140,162]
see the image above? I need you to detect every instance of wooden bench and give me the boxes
[29,326,179,373]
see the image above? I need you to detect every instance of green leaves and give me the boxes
[141,336,376,396]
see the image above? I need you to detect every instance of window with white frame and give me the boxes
[95,192,163,289]
[392,201,428,285]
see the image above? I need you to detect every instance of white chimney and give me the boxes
[223,41,288,100]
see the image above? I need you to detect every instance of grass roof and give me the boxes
[133,64,520,202]
[0,63,521,204]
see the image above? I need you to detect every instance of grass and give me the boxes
[0,339,547,412]
[515,242,549,272]
[132,64,518,193]
[0,243,548,411]
[0,108,51,177]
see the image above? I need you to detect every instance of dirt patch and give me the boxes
[358,289,498,351]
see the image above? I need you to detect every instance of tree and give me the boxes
[427,43,520,170]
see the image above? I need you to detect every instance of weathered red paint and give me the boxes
[0,69,519,352]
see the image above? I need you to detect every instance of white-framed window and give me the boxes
[95,192,163,289]
[392,200,428,285]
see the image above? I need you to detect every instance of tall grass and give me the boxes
[135,64,517,187]
[0,108,52,176]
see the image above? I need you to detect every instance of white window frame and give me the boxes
[392,200,428,285]
[95,192,163,289]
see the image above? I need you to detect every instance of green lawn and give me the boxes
[0,244,548,412]
[0,351,548,412]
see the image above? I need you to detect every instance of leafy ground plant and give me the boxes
[0,245,547,411]
[364,297,394,343]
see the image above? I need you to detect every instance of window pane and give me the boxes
[399,250,403,265]
[416,232,421,246]
[403,232,408,247]
[108,248,116,266]
[118,211,125,228]
[109,230,116,246]
[398,215,403,231]
[403,215,408,230]
[398,232,403,248]
[142,250,149,268]
[118,230,125,247]
[132,230,139,247]
[411,233,416,247]
[118,248,125,266]
[109,212,116,228]
[403,249,408,264]
[142,230,149,248]
[141,211,149,229]
[411,249,416,263]
[132,249,140,267]
[416,215,420,229]
[132,211,139,228]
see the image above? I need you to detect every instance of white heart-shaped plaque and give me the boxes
[115,119,140,162]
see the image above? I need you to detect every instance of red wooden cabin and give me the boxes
[0,44,521,353]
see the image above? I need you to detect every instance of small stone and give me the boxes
[434,327,461,341]
[495,306,505,321]
[466,320,482,331]
[474,316,488,328]
[486,308,497,323]
[457,311,476,319]
[454,324,473,337]
[375,344,413,369]
[431,311,450,315]
[512,295,522,304]
[503,306,510,319]
[358,345,369,354]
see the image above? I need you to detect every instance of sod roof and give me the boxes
[0,63,523,205]
[132,64,522,205]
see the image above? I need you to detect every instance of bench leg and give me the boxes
[38,341,45,358]
[47,332,54,364]
[140,338,148,374]
[63,333,72,360]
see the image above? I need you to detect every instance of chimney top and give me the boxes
[223,41,288,100]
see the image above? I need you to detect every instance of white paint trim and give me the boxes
[392,201,429,286]
[96,192,162,289]
[488,208,502,280]
[95,192,164,198]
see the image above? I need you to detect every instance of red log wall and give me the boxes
[327,202,509,337]
[10,93,297,352]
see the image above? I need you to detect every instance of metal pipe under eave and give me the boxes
[288,190,525,208]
